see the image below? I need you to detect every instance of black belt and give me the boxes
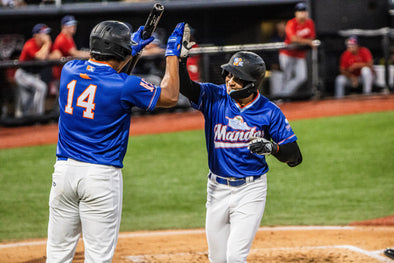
[208,172,262,187]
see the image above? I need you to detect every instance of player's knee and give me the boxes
[361,67,372,77]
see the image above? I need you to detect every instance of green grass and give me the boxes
[0,111,393,241]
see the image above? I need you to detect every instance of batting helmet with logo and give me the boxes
[89,20,134,60]
[221,51,266,99]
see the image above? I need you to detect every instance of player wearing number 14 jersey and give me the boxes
[56,58,158,167]
[46,21,186,262]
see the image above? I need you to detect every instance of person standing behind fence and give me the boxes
[14,23,60,118]
[278,2,316,98]
[335,35,374,98]
[52,15,89,94]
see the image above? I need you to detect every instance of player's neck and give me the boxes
[236,93,256,107]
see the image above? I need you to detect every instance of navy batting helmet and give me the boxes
[221,51,266,99]
[89,20,134,60]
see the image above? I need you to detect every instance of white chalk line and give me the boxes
[125,246,392,263]
[0,226,356,248]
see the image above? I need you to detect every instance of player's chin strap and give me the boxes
[229,83,257,100]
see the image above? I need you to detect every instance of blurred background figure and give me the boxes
[186,27,201,82]
[14,23,60,118]
[335,35,374,98]
[51,15,89,93]
[277,2,316,98]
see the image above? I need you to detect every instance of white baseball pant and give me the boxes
[46,158,123,263]
[278,53,307,96]
[205,173,267,263]
[14,68,47,117]
[335,67,373,98]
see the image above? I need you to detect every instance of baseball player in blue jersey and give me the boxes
[179,29,302,262]
[46,21,186,262]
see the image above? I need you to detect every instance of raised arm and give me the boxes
[155,22,186,108]
[156,56,179,107]
[179,58,201,104]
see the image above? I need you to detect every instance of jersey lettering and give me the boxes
[65,80,76,115]
[64,80,97,119]
[139,79,154,92]
[77,85,97,119]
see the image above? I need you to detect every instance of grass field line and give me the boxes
[125,245,391,263]
[0,226,356,249]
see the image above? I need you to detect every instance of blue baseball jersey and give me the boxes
[56,59,161,168]
[192,83,297,178]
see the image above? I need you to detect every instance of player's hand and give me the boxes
[131,26,155,56]
[350,76,359,87]
[248,137,279,156]
[179,23,196,59]
[165,22,185,57]
[41,34,52,43]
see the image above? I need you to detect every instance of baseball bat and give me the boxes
[121,3,164,75]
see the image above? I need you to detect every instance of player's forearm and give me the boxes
[272,141,302,167]
[158,56,179,107]
[179,59,200,104]
[290,36,314,46]
[35,42,51,60]
[340,68,353,78]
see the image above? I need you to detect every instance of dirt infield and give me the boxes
[0,94,393,262]
[0,226,393,263]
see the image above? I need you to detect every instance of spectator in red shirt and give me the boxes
[278,2,317,98]
[14,23,60,118]
[52,15,89,83]
[186,27,201,82]
[335,35,374,98]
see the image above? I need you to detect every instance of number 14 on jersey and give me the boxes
[65,80,97,119]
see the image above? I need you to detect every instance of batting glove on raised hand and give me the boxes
[179,23,196,58]
[131,26,155,56]
[165,22,185,57]
[248,137,279,156]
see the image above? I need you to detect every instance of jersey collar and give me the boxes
[234,91,260,111]
[88,59,114,68]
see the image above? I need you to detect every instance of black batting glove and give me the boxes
[248,137,279,156]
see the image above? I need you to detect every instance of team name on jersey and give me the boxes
[213,116,263,148]
[297,28,311,37]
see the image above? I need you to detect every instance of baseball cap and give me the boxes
[32,23,51,35]
[61,15,77,27]
[346,35,359,46]
[295,2,307,11]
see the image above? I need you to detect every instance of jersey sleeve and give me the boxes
[121,75,161,111]
[191,82,225,115]
[361,47,373,62]
[24,41,37,60]
[339,51,348,69]
[268,104,297,145]
[285,19,297,41]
